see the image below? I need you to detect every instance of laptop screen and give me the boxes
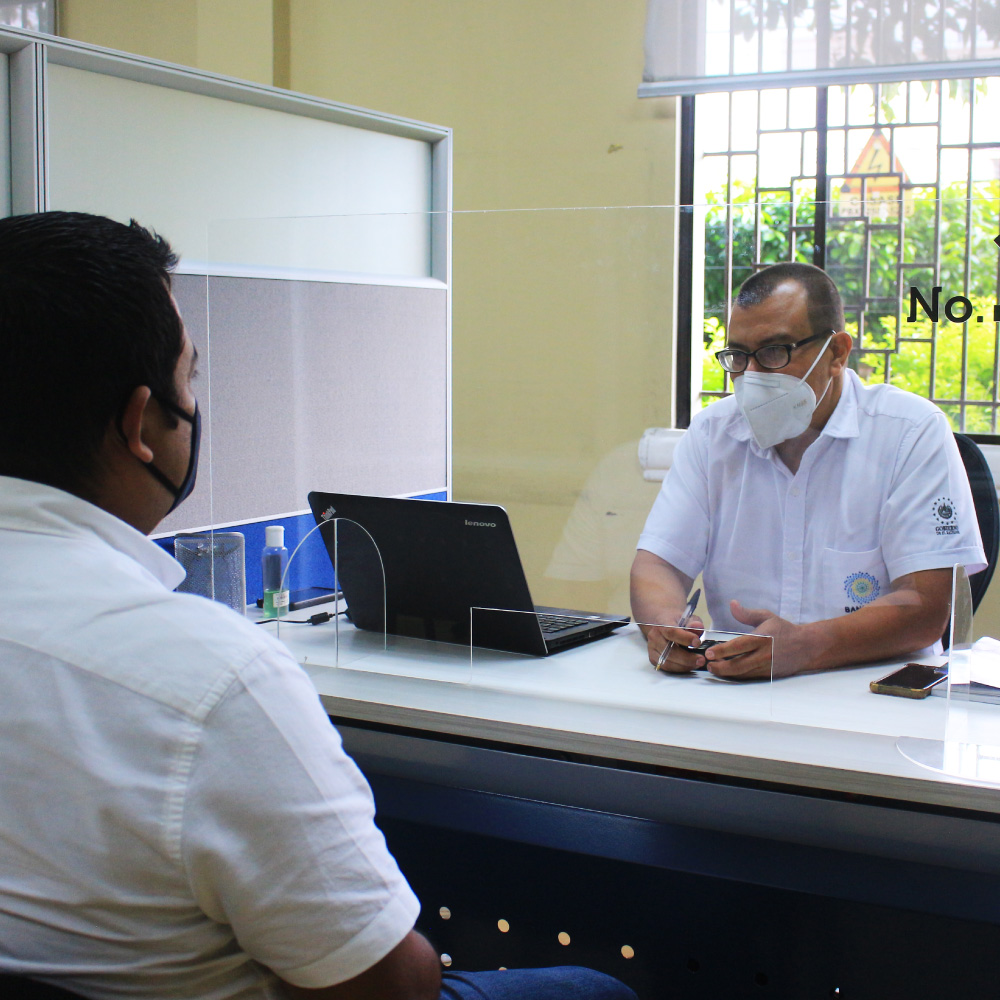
[307,492,546,653]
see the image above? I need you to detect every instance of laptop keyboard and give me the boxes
[536,613,594,634]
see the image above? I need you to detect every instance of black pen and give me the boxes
[656,587,701,670]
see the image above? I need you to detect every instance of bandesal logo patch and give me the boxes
[843,571,880,613]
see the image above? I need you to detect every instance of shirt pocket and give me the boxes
[821,545,890,620]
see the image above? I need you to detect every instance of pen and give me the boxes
[656,587,701,671]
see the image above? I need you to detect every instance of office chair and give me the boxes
[954,433,999,614]
[0,975,86,999]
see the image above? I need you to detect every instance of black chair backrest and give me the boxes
[0,975,87,999]
[954,432,999,614]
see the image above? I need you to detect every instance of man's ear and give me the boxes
[829,331,853,374]
[117,385,155,464]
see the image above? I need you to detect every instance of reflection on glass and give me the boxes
[543,442,660,616]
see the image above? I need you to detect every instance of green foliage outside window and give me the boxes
[701,178,1000,431]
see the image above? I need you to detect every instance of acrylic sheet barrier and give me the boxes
[898,565,1000,785]
[262,512,474,684]
[147,199,1000,773]
[468,609,780,726]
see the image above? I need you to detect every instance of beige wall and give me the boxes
[285,1,676,612]
[59,0,677,615]
[60,0,276,85]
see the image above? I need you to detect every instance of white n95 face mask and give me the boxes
[732,336,833,450]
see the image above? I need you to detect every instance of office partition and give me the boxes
[0,25,452,598]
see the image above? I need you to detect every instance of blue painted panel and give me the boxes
[155,490,447,601]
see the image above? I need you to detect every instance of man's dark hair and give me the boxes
[0,211,182,498]
[735,262,844,336]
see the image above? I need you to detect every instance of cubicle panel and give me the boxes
[162,271,447,535]
[158,266,448,590]
[45,63,434,276]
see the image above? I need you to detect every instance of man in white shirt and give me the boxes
[0,212,636,1000]
[631,262,986,679]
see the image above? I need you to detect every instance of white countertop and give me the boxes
[270,619,1000,815]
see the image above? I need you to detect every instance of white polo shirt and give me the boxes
[637,370,987,633]
[0,476,419,1000]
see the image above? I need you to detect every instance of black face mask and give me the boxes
[119,393,201,515]
[150,394,200,514]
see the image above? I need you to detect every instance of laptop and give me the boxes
[307,492,630,656]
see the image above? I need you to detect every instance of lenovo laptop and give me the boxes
[307,492,629,656]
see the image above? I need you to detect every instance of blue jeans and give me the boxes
[440,966,638,1000]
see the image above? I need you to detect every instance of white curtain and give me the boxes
[641,0,1000,95]
[0,1,55,34]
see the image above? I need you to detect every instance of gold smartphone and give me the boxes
[870,663,947,699]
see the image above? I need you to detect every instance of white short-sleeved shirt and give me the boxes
[637,370,987,633]
[0,476,420,1000]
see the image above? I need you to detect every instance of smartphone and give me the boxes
[869,662,947,699]
[694,638,723,654]
[690,637,744,670]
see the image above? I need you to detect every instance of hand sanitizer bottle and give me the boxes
[261,525,289,619]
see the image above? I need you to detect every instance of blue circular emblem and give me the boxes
[844,571,880,605]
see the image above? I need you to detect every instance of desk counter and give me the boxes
[278,622,985,806]
[275,620,1000,993]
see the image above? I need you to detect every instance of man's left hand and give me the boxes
[702,600,811,679]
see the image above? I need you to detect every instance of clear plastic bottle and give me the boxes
[261,525,289,619]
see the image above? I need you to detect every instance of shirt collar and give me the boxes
[723,367,862,451]
[822,367,861,439]
[0,475,185,591]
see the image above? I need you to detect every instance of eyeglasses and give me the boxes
[715,330,834,374]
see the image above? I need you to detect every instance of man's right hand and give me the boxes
[645,617,706,672]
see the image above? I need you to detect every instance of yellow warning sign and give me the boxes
[831,131,911,220]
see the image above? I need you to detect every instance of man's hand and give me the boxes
[701,600,791,679]
[630,550,703,670]
[645,616,706,672]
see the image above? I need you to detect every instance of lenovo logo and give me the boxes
[465,519,497,527]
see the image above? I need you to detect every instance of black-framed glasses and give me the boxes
[715,330,833,374]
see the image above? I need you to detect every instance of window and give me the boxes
[689,79,1000,436]
[641,1,1000,436]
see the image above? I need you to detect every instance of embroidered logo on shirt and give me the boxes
[932,495,959,535]
[844,571,880,611]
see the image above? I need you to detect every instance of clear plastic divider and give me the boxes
[259,512,470,683]
[468,610,776,719]
[265,515,386,672]
[167,193,1000,787]
[898,566,1000,783]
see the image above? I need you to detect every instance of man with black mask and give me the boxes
[0,212,635,1000]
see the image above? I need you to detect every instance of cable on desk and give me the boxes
[255,611,346,626]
